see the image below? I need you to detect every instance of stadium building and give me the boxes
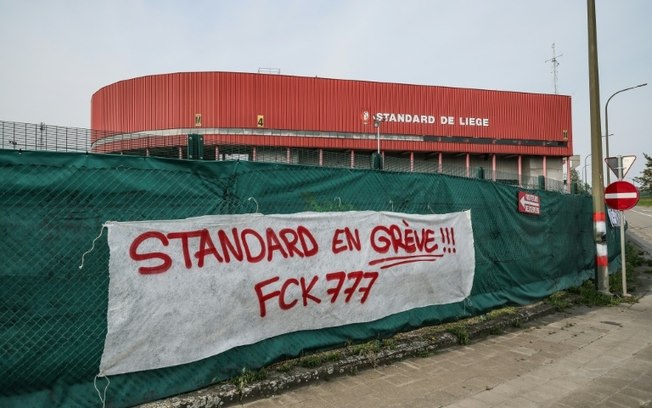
[90,71,573,188]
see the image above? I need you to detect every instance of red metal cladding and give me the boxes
[91,72,572,156]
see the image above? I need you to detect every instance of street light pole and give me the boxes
[373,116,383,170]
[374,117,382,154]
[604,83,647,184]
[583,153,592,192]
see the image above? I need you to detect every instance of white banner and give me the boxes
[100,210,475,375]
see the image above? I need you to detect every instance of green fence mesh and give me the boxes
[0,149,618,407]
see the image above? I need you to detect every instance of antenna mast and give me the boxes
[545,43,563,94]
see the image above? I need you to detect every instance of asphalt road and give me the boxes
[627,206,652,254]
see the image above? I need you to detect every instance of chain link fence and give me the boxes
[1,120,571,193]
[0,121,605,407]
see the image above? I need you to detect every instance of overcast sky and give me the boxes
[0,0,650,184]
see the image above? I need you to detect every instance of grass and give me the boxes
[547,291,572,311]
[231,368,268,395]
[446,324,470,345]
[607,240,646,298]
[637,197,652,207]
[486,306,517,319]
[381,338,398,349]
[567,280,621,306]
[555,240,644,307]
[349,339,382,355]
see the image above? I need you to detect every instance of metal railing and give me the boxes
[0,120,569,192]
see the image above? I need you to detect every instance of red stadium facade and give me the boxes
[91,72,573,187]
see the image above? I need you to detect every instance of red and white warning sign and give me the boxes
[518,191,540,215]
[604,180,640,211]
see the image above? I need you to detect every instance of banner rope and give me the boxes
[464,297,473,315]
[79,224,108,270]
[93,374,110,408]
[247,196,259,213]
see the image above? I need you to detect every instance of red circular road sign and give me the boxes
[604,180,640,210]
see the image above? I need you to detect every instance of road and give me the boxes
[627,206,652,254]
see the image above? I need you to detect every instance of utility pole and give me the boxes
[587,0,609,294]
[545,43,563,94]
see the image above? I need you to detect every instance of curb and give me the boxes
[139,301,559,408]
[627,230,652,257]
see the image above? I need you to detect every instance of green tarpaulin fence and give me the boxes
[0,150,618,407]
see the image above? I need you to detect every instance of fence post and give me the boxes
[371,152,383,170]
[538,175,546,190]
[187,134,204,160]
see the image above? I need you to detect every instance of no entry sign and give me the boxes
[604,181,640,210]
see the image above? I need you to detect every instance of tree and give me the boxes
[633,153,652,193]
[570,167,591,194]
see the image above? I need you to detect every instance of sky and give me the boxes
[0,0,650,184]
